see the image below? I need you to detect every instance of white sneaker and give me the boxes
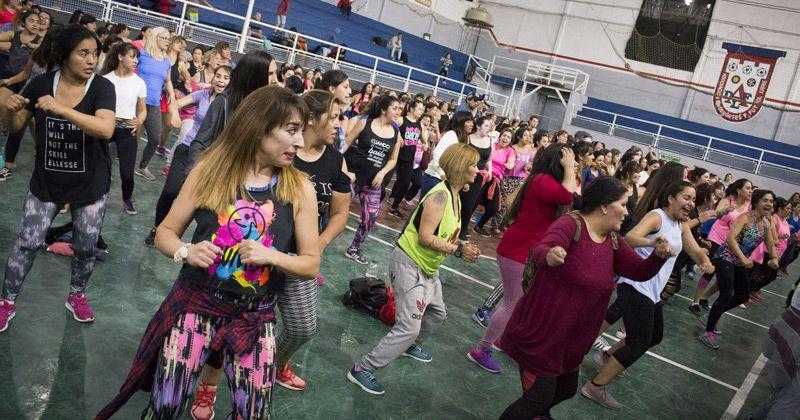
[593,336,611,352]
[615,328,626,339]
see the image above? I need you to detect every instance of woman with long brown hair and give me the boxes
[98,85,320,419]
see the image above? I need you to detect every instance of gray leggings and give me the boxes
[139,104,163,170]
[276,278,318,362]
[2,192,107,301]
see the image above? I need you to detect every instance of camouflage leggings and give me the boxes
[2,192,107,301]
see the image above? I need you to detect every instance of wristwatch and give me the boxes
[174,243,191,264]
[454,243,463,258]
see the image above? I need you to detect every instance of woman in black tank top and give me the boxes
[159,36,191,154]
[103,86,321,418]
[342,94,402,264]
[459,116,493,240]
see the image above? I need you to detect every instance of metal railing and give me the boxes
[568,104,800,185]
[43,0,510,115]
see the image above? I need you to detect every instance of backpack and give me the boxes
[521,211,618,293]
[342,277,396,325]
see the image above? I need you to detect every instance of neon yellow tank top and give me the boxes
[398,181,461,276]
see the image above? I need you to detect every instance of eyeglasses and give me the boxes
[157,35,170,41]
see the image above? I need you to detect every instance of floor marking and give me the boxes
[346,223,741,392]
[671,293,770,330]
[721,353,767,420]
[601,334,739,392]
[348,211,498,260]
[758,288,784,298]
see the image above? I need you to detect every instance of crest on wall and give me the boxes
[713,42,785,123]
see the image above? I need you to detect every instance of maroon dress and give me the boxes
[501,214,666,377]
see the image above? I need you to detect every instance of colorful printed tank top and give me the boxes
[718,213,766,266]
[182,181,295,296]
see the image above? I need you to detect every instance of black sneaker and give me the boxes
[144,227,156,247]
[699,299,710,312]
[388,208,405,219]
[687,304,703,317]
[473,226,491,237]
[123,199,138,215]
[0,167,13,181]
[344,249,368,265]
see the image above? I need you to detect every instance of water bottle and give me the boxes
[365,262,379,279]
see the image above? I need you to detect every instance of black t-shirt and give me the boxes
[294,146,351,231]
[397,116,423,163]
[181,186,295,296]
[344,118,398,187]
[22,71,116,206]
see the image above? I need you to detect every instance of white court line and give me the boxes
[721,354,767,420]
[347,211,497,260]
[758,288,784,298]
[346,223,740,392]
[601,334,739,392]
[671,293,770,330]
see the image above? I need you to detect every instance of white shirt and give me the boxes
[424,130,459,180]
[618,209,684,303]
[638,171,650,186]
[103,71,147,120]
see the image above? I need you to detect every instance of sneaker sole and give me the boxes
[346,371,385,395]
[580,387,622,411]
[65,302,95,323]
[0,311,15,332]
[491,343,503,353]
[466,352,501,373]
[401,352,432,363]
[276,379,306,391]
[471,312,488,329]
[343,252,368,265]
[0,176,12,182]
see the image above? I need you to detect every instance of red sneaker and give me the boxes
[0,299,16,332]
[191,382,217,420]
[752,292,764,302]
[65,294,95,322]
[276,363,307,391]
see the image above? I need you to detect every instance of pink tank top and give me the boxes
[708,198,750,245]
[750,216,790,264]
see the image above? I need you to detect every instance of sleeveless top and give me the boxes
[508,147,534,178]
[3,30,40,77]
[751,215,790,263]
[718,213,766,265]
[708,198,749,244]
[344,118,398,187]
[170,59,189,95]
[619,208,683,303]
[398,181,460,277]
[469,138,491,171]
[620,185,639,236]
[180,182,295,296]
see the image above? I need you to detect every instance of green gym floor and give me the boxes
[0,137,796,419]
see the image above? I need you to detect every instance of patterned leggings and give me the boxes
[276,278,318,362]
[142,312,276,420]
[3,192,107,301]
[348,184,382,253]
[490,176,523,230]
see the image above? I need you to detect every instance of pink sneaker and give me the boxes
[65,294,95,322]
[0,299,16,332]
[491,339,504,353]
[276,363,307,390]
[191,382,218,420]
[316,274,326,286]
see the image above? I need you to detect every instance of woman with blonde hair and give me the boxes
[191,48,223,90]
[134,26,174,181]
[98,85,320,419]
[348,143,481,395]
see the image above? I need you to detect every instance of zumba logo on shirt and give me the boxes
[402,126,421,147]
[209,199,277,292]
[44,117,85,173]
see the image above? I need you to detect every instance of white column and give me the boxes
[237,0,256,54]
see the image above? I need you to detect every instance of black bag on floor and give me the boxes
[342,277,390,317]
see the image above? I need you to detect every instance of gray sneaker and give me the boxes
[592,350,609,368]
[135,167,156,181]
[581,381,622,411]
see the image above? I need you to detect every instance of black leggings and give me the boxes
[110,127,138,200]
[611,284,663,368]
[154,144,192,227]
[475,179,500,229]
[390,159,417,209]
[499,370,579,419]
[706,258,750,332]
[750,262,778,294]
[459,173,484,235]
[4,127,24,164]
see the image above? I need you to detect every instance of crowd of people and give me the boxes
[0,4,799,420]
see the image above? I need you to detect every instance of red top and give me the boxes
[501,215,666,377]
[0,7,17,25]
[496,173,574,263]
[277,0,292,15]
